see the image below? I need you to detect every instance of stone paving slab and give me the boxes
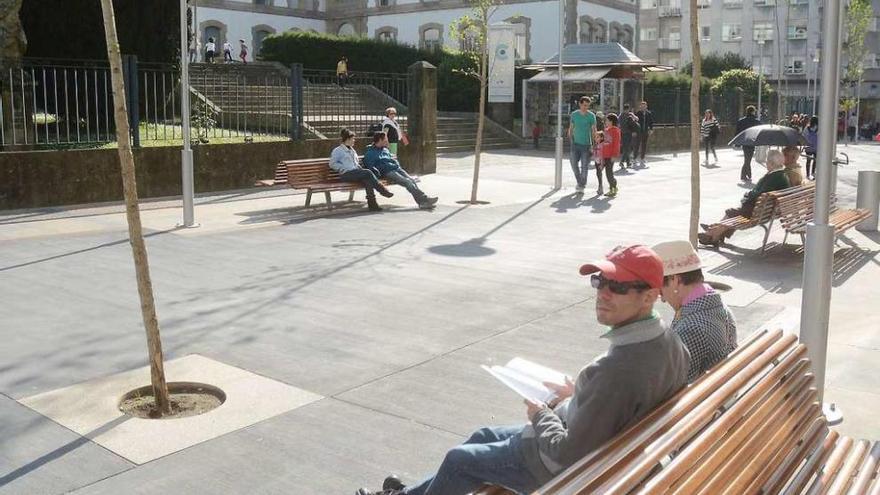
[1,143,879,494]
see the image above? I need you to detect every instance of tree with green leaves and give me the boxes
[711,68,773,104]
[843,0,872,139]
[680,52,750,79]
[449,0,501,204]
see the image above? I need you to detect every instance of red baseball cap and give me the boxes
[578,245,664,289]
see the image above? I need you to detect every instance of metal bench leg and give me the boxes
[800,233,806,245]
[305,190,312,207]
[325,191,332,209]
[760,225,772,253]
[348,190,355,202]
[782,231,788,246]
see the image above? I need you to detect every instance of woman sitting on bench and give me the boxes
[698,150,790,247]
[330,128,394,212]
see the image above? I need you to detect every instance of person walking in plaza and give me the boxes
[223,40,233,62]
[700,109,720,166]
[803,116,819,180]
[620,103,639,169]
[337,56,349,88]
[634,101,654,168]
[364,132,438,210]
[735,105,761,182]
[239,39,248,64]
[330,129,394,212]
[205,37,216,63]
[596,113,620,197]
[567,96,598,193]
[381,107,408,155]
[698,149,790,247]
[355,245,689,495]
[653,240,737,383]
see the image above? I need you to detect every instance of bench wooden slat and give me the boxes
[759,418,828,494]
[828,439,871,495]
[780,429,841,495]
[804,436,854,494]
[848,442,880,494]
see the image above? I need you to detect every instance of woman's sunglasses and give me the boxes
[590,274,650,295]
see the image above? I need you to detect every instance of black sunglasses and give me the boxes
[590,274,650,295]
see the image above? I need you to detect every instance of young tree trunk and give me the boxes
[688,0,702,247]
[470,20,489,204]
[99,0,171,415]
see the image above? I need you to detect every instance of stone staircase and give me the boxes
[188,63,519,150]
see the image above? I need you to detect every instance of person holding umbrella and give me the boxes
[735,106,761,182]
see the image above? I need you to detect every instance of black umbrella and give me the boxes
[728,124,807,147]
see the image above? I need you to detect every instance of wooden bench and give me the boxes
[770,184,872,248]
[256,158,397,209]
[707,192,779,253]
[477,328,879,494]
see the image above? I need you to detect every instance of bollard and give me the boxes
[856,170,880,232]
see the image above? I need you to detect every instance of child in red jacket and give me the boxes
[596,113,621,197]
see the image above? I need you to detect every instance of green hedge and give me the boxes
[259,31,480,112]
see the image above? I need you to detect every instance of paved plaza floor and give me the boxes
[1,143,879,494]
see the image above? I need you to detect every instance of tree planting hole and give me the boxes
[119,382,226,419]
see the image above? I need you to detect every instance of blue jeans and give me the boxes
[569,143,591,187]
[384,170,426,202]
[404,425,539,495]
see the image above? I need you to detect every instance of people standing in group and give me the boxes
[619,103,640,169]
[634,101,654,167]
[597,113,621,197]
[223,41,233,62]
[364,132,438,210]
[239,39,249,64]
[205,37,216,63]
[330,128,394,212]
[735,105,761,182]
[803,116,819,180]
[567,96,599,193]
[337,56,349,88]
[381,107,407,155]
[652,240,737,383]
[700,109,720,166]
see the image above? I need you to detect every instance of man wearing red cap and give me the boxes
[356,245,690,495]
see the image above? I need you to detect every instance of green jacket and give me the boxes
[744,169,790,205]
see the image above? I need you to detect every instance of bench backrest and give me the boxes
[533,328,870,494]
[282,158,340,187]
[770,183,838,233]
[748,192,778,226]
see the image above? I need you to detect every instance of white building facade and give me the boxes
[192,0,637,63]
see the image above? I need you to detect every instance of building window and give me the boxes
[787,24,808,39]
[254,0,270,4]
[786,56,806,74]
[700,25,710,40]
[754,22,774,41]
[594,19,607,43]
[722,23,742,41]
[697,0,710,7]
[622,25,634,49]
[420,23,444,52]
[378,0,391,5]
[253,26,275,57]
[641,28,658,41]
[204,26,221,47]
[641,0,657,9]
[506,16,531,62]
[375,27,397,42]
[338,23,356,36]
[752,55,773,74]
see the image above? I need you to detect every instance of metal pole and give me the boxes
[757,41,764,120]
[180,0,197,227]
[799,0,843,423]
[554,0,564,190]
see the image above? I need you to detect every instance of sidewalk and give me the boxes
[1,143,878,494]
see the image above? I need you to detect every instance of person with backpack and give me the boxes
[620,103,639,169]
[700,109,720,166]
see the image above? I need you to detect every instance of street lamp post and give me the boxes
[179,0,197,227]
[554,0,564,190]
[757,40,765,120]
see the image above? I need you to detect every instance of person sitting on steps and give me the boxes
[329,128,394,212]
[364,132,438,210]
[698,149,790,247]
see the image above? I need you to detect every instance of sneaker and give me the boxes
[606,186,617,197]
[383,476,406,491]
[596,186,604,196]
[418,197,439,210]
[355,489,402,495]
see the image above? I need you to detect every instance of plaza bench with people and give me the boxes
[475,328,879,495]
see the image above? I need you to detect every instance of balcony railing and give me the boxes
[784,66,806,75]
[753,0,775,6]
[724,0,743,7]
[658,5,682,16]
[658,38,682,49]
[722,34,743,42]
[787,27,808,39]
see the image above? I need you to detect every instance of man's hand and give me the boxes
[525,398,547,421]
[544,376,575,408]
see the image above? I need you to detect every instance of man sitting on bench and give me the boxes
[355,245,690,495]
[331,128,394,212]
[698,150,790,247]
[364,132,438,210]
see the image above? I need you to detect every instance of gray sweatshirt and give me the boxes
[329,144,361,174]
[519,314,690,484]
